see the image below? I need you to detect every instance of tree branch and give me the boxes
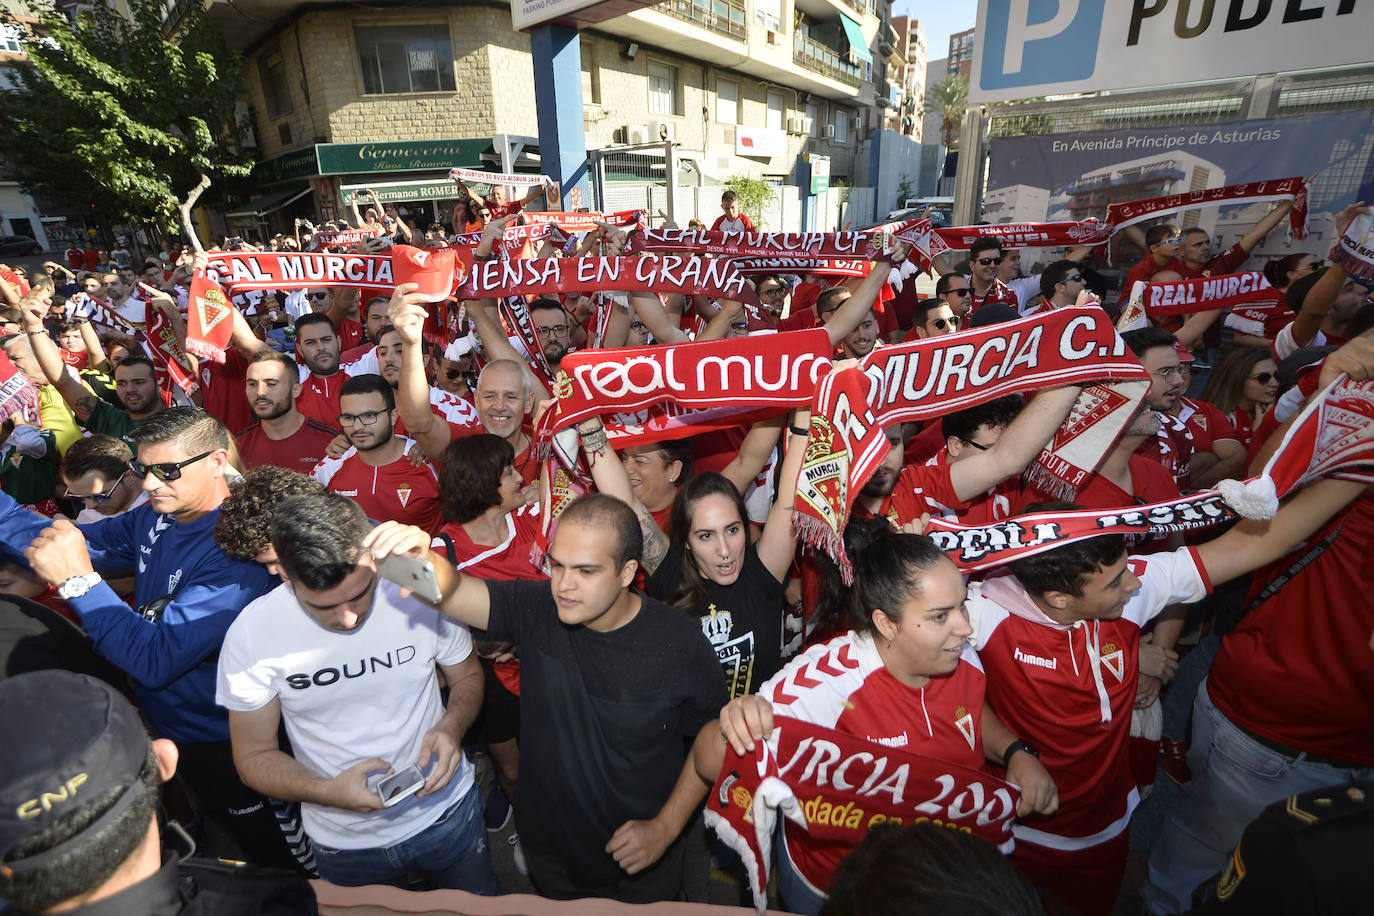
[180,172,211,253]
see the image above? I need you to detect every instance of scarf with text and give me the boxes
[457,255,761,305]
[924,374,1374,570]
[794,311,1150,578]
[1142,271,1275,317]
[1330,212,1374,281]
[706,717,1019,914]
[522,209,648,233]
[498,293,554,384]
[0,350,39,419]
[447,167,548,187]
[185,271,234,363]
[730,255,870,277]
[449,222,550,260]
[627,219,931,263]
[144,304,199,397]
[1107,177,1308,239]
[309,227,383,250]
[204,251,394,292]
[928,219,1112,259]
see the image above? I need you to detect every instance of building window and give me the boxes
[834,109,849,143]
[648,61,678,116]
[805,102,819,138]
[0,24,22,53]
[716,78,738,125]
[766,91,784,131]
[258,48,292,119]
[581,41,600,105]
[354,24,456,95]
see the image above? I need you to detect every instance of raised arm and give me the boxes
[825,245,908,347]
[948,385,1082,502]
[466,298,553,401]
[363,521,492,629]
[754,409,810,581]
[628,289,688,344]
[387,286,454,463]
[77,318,111,373]
[720,412,786,495]
[18,300,96,421]
[1236,199,1293,256]
[578,418,670,575]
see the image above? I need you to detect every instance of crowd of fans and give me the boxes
[0,180,1371,916]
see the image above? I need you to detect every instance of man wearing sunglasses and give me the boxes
[2,407,293,870]
[61,433,147,522]
[1024,259,1101,319]
[908,297,963,340]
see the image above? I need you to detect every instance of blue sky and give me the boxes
[891,0,977,62]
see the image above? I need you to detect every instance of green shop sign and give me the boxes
[256,146,319,185]
[340,180,461,205]
[315,138,488,176]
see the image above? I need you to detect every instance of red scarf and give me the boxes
[309,227,383,250]
[1142,271,1275,317]
[706,717,1018,914]
[144,304,199,397]
[627,220,930,262]
[924,375,1374,570]
[1330,212,1374,281]
[390,245,462,303]
[794,311,1150,579]
[522,209,647,233]
[730,256,870,277]
[185,271,234,363]
[0,350,39,418]
[930,219,1112,255]
[1107,177,1308,239]
[204,251,394,292]
[457,255,761,304]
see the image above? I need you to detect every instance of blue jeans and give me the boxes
[313,786,499,894]
[1141,679,1374,914]
[776,829,824,916]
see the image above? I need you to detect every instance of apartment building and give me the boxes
[947,27,973,78]
[202,0,892,236]
[890,15,925,140]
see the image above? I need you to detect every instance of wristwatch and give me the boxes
[56,572,103,600]
[1003,739,1040,764]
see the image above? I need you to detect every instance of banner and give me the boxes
[1142,271,1274,318]
[706,717,1019,914]
[793,310,1151,578]
[447,167,547,187]
[309,227,383,250]
[627,221,929,262]
[522,209,647,232]
[1107,178,1308,240]
[204,252,394,293]
[933,219,1111,252]
[457,255,761,304]
[971,0,1373,103]
[145,306,199,397]
[729,256,870,278]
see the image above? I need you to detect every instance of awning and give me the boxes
[226,185,312,218]
[840,14,872,63]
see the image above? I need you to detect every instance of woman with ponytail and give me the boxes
[694,519,1059,916]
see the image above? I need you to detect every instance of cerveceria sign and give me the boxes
[315,139,487,176]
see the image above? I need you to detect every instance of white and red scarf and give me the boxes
[627,220,930,263]
[522,209,647,233]
[929,219,1112,257]
[923,375,1374,570]
[1116,272,1276,333]
[0,350,39,418]
[729,256,870,277]
[794,311,1150,578]
[309,227,383,250]
[457,255,761,304]
[144,304,199,397]
[204,251,394,292]
[1330,212,1374,281]
[185,271,234,364]
[1107,177,1308,239]
[447,167,548,187]
[706,717,1019,914]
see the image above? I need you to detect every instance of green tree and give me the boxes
[0,0,251,246]
[895,172,915,209]
[724,175,777,228]
[923,74,969,149]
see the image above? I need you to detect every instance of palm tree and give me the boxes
[924,74,968,149]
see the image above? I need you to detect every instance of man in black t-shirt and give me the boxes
[364,493,726,903]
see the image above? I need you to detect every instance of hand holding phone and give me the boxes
[375,765,426,807]
[377,551,443,604]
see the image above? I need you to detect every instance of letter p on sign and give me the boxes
[1003,0,1080,72]
[979,0,1102,92]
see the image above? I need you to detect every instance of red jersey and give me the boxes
[761,631,985,891]
[1224,290,1291,341]
[1021,454,1178,553]
[234,415,340,473]
[969,278,1019,316]
[710,212,756,232]
[198,350,254,437]
[431,503,546,580]
[1228,407,1256,451]
[336,317,364,353]
[971,548,1211,850]
[868,461,962,528]
[928,452,1017,527]
[1178,397,1239,449]
[1134,413,1194,489]
[1208,494,1374,766]
[311,439,443,533]
[295,372,346,427]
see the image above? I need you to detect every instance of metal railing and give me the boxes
[794,34,861,87]
[661,0,747,42]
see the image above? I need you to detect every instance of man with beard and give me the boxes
[853,384,1084,529]
[293,313,347,426]
[1123,327,1195,489]
[529,298,573,373]
[311,373,443,533]
[21,300,162,450]
[234,350,340,472]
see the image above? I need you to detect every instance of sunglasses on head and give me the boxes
[975,257,1002,266]
[1251,372,1275,385]
[129,450,214,482]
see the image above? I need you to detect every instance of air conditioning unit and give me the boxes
[785,116,805,135]
[850,115,863,131]
[617,124,649,145]
[822,124,836,140]
[650,119,675,142]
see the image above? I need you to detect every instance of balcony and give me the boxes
[794,34,861,87]
[661,0,747,41]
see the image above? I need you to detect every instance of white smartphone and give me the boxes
[377,552,443,604]
[376,765,425,807]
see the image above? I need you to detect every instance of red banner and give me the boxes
[627,220,928,261]
[705,717,1019,914]
[522,209,647,232]
[204,252,394,293]
[309,227,383,250]
[1107,177,1308,239]
[185,271,233,364]
[1141,271,1274,317]
[729,256,870,277]
[145,305,199,397]
[456,255,761,304]
[932,219,1112,252]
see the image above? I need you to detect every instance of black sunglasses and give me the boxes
[932,315,962,330]
[130,450,214,482]
[959,437,991,451]
[1251,372,1275,385]
[308,291,331,299]
[1064,275,1084,284]
[947,287,972,296]
[65,470,128,503]
[975,257,1003,266]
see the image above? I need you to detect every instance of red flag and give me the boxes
[185,271,233,364]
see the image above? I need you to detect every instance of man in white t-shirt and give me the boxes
[216,492,496,893]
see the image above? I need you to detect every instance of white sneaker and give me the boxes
[509,831,528,876]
